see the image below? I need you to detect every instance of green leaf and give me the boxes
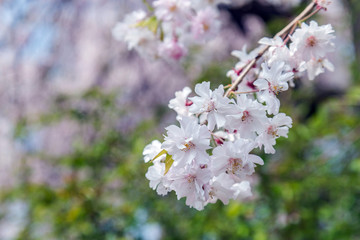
[135,16,158,34]
[164,154,174,175]
[150,149,167,163]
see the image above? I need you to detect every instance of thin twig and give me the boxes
[299,7,321,23]
[231,89,260,95]
[283,22,298,44]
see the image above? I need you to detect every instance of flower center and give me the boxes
[209,190,215,199]
[181,141,195,152]
[306,36,317,47]
[169,4,177,12]
[241,111,250,121]
[267,125,278,137]
[186,174,196,183]
[206,100,215,112]
[227,158,243,174]
[271,84,283,95]
[203,23,210,32]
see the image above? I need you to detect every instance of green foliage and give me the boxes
[2,56,360,240]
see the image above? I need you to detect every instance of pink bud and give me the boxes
[185,99,193,106]
[215,138,224,145]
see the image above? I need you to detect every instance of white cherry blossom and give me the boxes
[189,82,233,130]
[227,46,261,82]
[260,37,300,72]
[191,8,221,42]
[153,0,191,22]
[143,140,164,163]
[158,38,188,61]
[257,113,293,154]
[254,61,294,115]
[232,181,252,201]
[254,61,293,94]
[112,10,159,58]
[169,164,212,210]
[290,21,335,61]
[145,161,171,196]
[210,139,264,178]
[315,0,332,9]
[225,94,268,139]
[162,117,211,166]
[207,173,252,204]
[168,86,193,117]
[302,57,334,80]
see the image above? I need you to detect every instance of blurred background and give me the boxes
[0,0,359,239]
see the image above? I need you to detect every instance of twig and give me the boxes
[231,89,260,95]
[299,7,321,23]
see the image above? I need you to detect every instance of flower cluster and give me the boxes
[112,0,229,60]
[143,78,293,210]
[229,19,335,89]
[143,2,335,210]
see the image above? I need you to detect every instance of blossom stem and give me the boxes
[231,89,260,95]
[282,22,298,44]
[225,1,317,97]
[224,84,233,89]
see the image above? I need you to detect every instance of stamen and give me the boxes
[241,111,250,121]
[206,101,215,112]
[186,175,196,183]
[228,158,243,174]
[181,141,195,152]
[267,126,278,137]
[169,5,177,12]
[306,36,317,47]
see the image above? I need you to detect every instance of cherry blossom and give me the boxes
[112,10,159,58]
[207,174,251,204]
[302,57,335,80]
[210,139,264,178]
[189,82,233,130]
[153,0,191,22]
[146,161,171,196]
[143,140,164,163]
[256,113,293,154]
[225,94,268,138]
[158,38,188,61]
[290,21,335,61]
[169,163,212,210]
[315,0,332,9]
[162,117,211,166]
[254,61,293,94]
[168,87,193,117]
[191,8,221,42]
[227,46,261,82]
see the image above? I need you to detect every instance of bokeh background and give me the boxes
[0,0,359,239]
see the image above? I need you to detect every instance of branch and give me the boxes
[225,1,317,97]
